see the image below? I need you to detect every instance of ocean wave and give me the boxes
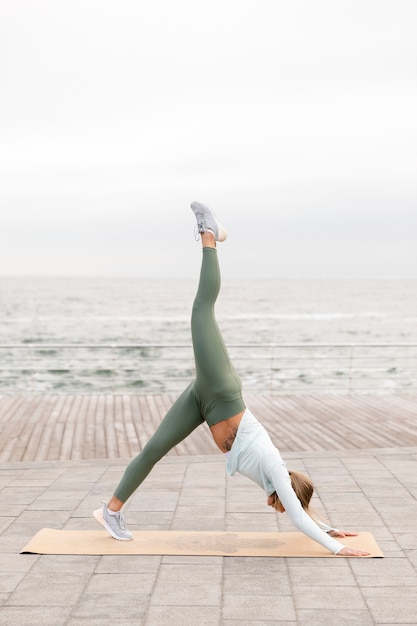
[220,312,388,321]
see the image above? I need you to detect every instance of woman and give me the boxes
[94,201,369,557]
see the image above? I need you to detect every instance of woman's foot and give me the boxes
[93,503,133,540]
[191,201,228,242]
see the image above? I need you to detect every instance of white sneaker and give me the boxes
[93,503,133,541]
[190,201,228,242]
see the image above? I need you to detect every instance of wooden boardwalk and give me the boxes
[0,393,416,463]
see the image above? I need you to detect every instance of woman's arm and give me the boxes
[268,463,369,556]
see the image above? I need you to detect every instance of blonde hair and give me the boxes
[289,470,314,512]
[273,470,314,514]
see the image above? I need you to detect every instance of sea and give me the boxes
[0,276,416,394]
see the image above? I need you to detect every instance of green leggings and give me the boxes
[114,247,246,502]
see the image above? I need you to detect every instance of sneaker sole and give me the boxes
[93,508,133,541]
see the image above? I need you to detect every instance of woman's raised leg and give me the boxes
[190,211,245,424]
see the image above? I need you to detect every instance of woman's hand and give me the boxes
[327,529,358,538]
[330,529,370,556]
[337,546,370,557]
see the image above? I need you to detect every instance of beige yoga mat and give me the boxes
[21,529,383,557]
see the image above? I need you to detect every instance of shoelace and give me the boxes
[101,502,128,531]
[194,215,207,240]
[115,511,127,530]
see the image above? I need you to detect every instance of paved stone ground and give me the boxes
[1,446,417,625]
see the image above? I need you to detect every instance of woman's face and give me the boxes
[267,493,285,513]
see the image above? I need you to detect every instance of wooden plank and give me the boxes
[129,395,144,453]
[245,393,309,452]
[316,395,412,449]
[0,397,43,462]
[47,395,74,461]
[83,395,98,459]
[34,395,68,462]
[94,396,107,459]
[121,395,138,458]
[19,396,58,463]
[0,396,23,426]
[70,395,90,461]
[104,395,117,459]
[114,395,130,459]
[59,395,82,460]
[272,395,349,451]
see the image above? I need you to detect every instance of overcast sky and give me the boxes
[1,0,416,278]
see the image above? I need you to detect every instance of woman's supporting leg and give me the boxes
[112,384,203,505]
[191,239,245,425]
[105,234,217,512]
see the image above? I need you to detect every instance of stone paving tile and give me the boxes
[174,504,225,519]
[357,477,411,498]
[156,563,222,585]
[65,608,146,626]
[125,510,175,525]
[225,512,279,532]
[161,554,223,565]
[95,554,161,573]
[0,553,38,573]
[287,560,357,586]
[29,554,99,574]
[349,557,416,586]
[0,572,27,594]
[127,491,180,512]
[357,524,395,540]
[6,571,90,606]
[150,581,221,607]
[17,509,72,524]
[0,606,72,626]
[223,555,290,575]
[224,572,292,595]
[66,516,111,531]
[66,592,148,624]
[0,476,21,489]
[366,596,417,624]
[0,466,23,479]
[292,585,367,611]
[26,499,87,512]
[0,487,46,504]
[146,606,221,626]
[170,518,225,531]
[4,522,49,539]
[0,517,14,534]
[8,478,57,488]
[0,505,26,517]
[295,609,375,626]
[0,594,9,607]
[178,494,224,507]
[85,572,156,594]
[0,534,30,554]
[393,532,414,550]
[407,549,417,569]
[222,593,296,622]
[223,622,297,626]
[132,522,173,531]
[375,539,403,557]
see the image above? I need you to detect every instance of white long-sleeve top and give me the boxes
[225,408,344,554]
